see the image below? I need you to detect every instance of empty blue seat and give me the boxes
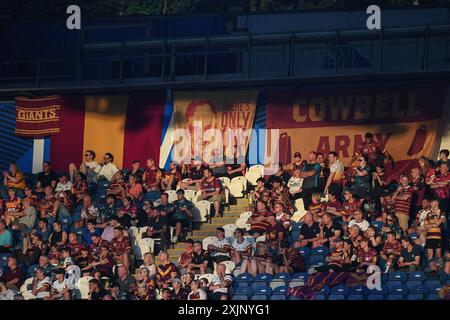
[251,274,272,289]
[426,294,441,300]
[273,286,288,295]
[328,294,346,300]
[407,293,424,300]
[349,285,368,295]
[387,293,404,300]
[272,272,292,282]
[270,294,286,300]
[387,271,407,283]
[385,280,403,290]
[232,294,249,300]
[307,255,326,268]
[406,280,423,289]
[330,284,349,295]
[347,294,365,300]
[408,271,425,282]
[292,272,308,281]
[424,279,441,289]
[407,283,427,293]
[367,293,385,300]
[426,283,442,295]
[253,286,272,295]
[313,293,327,300]
[251,294,268,300]
[288,296,304,300]
[311,246,330,256]
[253,273,272,284]
[234,286,253,296]
[298,246,311,258]
[236,273,254,283]
[389,285,408,297]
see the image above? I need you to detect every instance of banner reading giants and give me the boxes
[266,81,449,177]
[15,95,61,138]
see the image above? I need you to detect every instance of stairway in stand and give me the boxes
[167,197,249,263]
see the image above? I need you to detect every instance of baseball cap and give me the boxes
[216,227,225,233]
[294,152,301,158]
[176,189,185,195]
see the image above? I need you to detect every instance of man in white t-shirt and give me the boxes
[325,151,345,195]
[348,210,370,232]
[209,263,233,299]
[69,150,99,183]
[44,269,71,300]
[94,152,119,182]
[31,267,51,299]
[55,174,72,194]
[208,227,231,264]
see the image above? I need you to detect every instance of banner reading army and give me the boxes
[266,81,449,177]
[172,90,258,164]
[15,95,61,138]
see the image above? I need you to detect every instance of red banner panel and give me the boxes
[15,95,62,138]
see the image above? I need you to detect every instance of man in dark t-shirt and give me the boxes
[298,213,320,247]
[88,278,108,300]
[299,152,321,210]
[35,161,59,192]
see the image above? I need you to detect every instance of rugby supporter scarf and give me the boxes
[15,95,61,138]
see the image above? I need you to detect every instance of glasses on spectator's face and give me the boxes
[84,154,90,157]
[386,219,393,222]
[358,159,363,162]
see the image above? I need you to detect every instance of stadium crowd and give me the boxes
[0,132,449,300]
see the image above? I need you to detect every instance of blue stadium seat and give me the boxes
[426,294,441,300]
[406,281,424,291]
[387,271,407,282]
[269,279,287,289]
[408,285,428,295]
[349,285,369,296]
[298,246,311,258]
[368,293,385,300]
[311,246,330,256]
[288,296,304,300]
[252,273,272,287]
[270,294,286,300]
[232,294,249,300]
[367,287,388,300]
[307,255,326,268]
[386,280,403,290]
[273,286,288,295]
[234,286,253,296]
[253,286,272,296]
[426,283,442,295]
[328,294,346,300]
[251,294,268,300]
[424,280,442,291]
[313,293,328,300]
[406,293,424,300]
[330,284,349,296]
[387,293,404,300]
[235,272,254,285]
[272,272,292,282]
[347,294,365,300]
[407,271,425,282]
[311,285,331,300]
[389,285,408,298]
[292,272,308,281]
